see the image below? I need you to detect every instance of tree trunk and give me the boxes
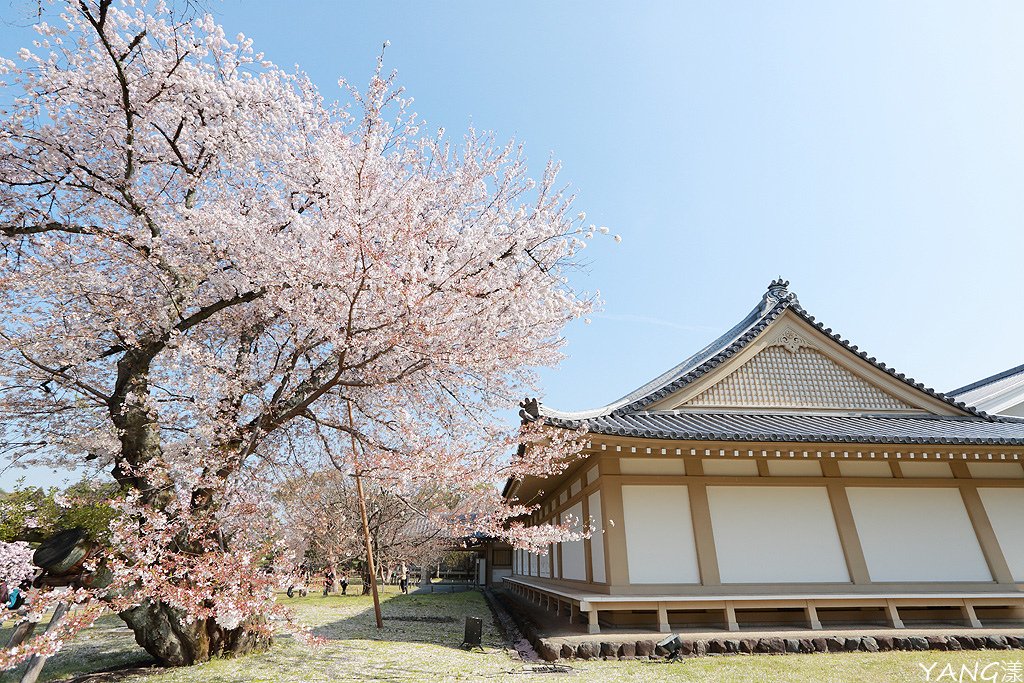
[120,600,270,667]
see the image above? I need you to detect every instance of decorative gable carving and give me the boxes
[682,346,914,411]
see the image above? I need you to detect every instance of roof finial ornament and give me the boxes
[761,277,797,311]
[519,397,541,422]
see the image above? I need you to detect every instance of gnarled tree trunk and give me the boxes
[120,600,270,666]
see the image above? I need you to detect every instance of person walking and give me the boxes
[340,572,348,596]
[399,571,409,594]
[323,568,334,597]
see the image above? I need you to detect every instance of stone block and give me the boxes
[536,640,559,662]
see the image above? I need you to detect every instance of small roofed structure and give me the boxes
[502,280,1024,635]
[950,364,1024,419]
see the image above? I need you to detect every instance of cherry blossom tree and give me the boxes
[0,0,600,668]
[278,468,453,590]
[0,541,35,587]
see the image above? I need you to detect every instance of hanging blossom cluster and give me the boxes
[0,0,609,666]
[0,541,35,586]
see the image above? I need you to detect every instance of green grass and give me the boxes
[2,588,1020,682]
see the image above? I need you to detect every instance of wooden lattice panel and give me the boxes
[683,346,913,411]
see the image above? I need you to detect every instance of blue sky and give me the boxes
[3,1,1024,487]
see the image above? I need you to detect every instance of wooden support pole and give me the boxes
[348,400,383,630]
[587,607,601,634]
[20,602,69,683]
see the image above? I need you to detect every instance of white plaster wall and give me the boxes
[766,460,822,477]
[619,458,686,475]
[847,487,991,582]
[702,459,759,476]
[559,502,586,580]
[570,479,582,497]
[586,466,599,486]
[539,545,551,578]
[621,485,701,584]
[899,462,953,478]
[838,461,892,478]
[588,491,606,583]
[978,487,1024,581]
[968,463,1024,479]
[707,486,849,583]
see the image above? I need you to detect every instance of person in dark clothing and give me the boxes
[399,574,409,594]
[323,569,334,597]
[340,573,348,596]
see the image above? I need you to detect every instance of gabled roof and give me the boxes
[519,280,1024,448]
[949,364,1024,417]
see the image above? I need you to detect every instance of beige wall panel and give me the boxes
[847,487,991,582]
[707,486,849,583]
[559,502,586,581]
[540,545,552,578]
[838,461,893,478]
[619,458,686,476]
[621,485,701,584]
[586,466,599,486]
[588,491,606,583]
[766,460,822,477]
[978,488,1024,581]
[570,478,582,497]
[968,463,1024,479]
[702,459,759,476]
[899,462,953,478]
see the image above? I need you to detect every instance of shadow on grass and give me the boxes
[1,612,155,683]
[304,588,501,653]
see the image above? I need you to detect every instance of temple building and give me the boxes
[502,280,1024,634]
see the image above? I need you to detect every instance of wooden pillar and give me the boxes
[825,480,871,584]
[725,602,739,632]
[570,602,578,624]
[962,602,982,629]
[582,492,593,584]
[960,486,1014,584]
[686,469,721,586]
[885,600,904,629]
[601,469,630,587]
[586,606,601,634]
[805,602,822,630]
[657,603,670,633]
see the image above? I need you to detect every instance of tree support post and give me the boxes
[348,400,383,629]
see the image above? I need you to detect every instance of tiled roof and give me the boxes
[948,364,1024,415]
[548,411,1024,447]
[534,279,987,422]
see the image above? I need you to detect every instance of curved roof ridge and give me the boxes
[537,279,991,422]
[538,280,795,420]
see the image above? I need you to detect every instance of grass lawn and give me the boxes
[2,587,1020,682]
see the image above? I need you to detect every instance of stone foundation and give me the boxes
[493,590,1024,662]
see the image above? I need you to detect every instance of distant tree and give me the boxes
[0,0,598,669]
[0,481,118,544]
[277,469,450,590]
